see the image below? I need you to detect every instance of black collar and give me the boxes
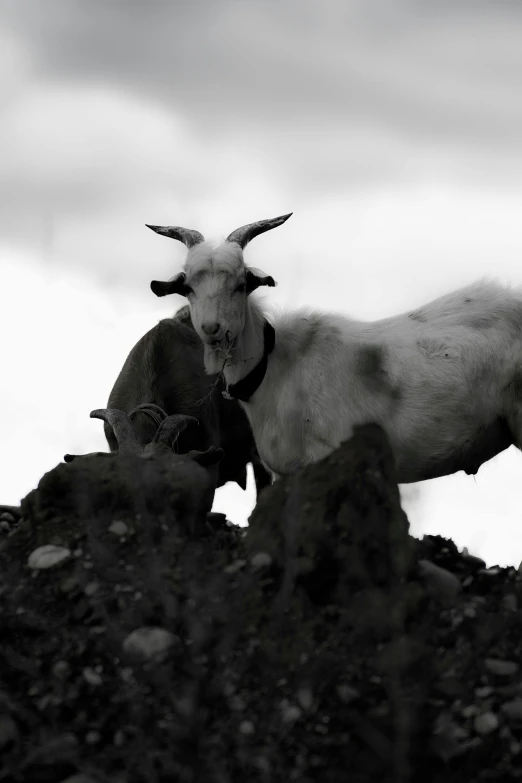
[224,320,275,402]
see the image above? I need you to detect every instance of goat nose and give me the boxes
[202,321,221,336]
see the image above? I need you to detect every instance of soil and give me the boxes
[1,423,521,783]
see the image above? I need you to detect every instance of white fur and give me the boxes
[179,239,522,482]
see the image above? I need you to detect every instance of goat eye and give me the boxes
[183,285,194,296]
[235,283,246,294]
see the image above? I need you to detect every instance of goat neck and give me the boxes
[220,299,273,401]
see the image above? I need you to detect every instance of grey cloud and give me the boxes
[2,0,522,149]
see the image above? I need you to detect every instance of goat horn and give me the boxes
[145,224,205,249]
[151,414,199,450]
[90,409,140,454]
[226,212,293,250]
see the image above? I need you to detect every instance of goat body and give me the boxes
[225,280,520,481]
[146,214,522,483]
[105,312,271,493]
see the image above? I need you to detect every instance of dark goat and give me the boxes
[104,307,272,496]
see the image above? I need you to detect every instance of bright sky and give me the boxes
[1,0,522,567]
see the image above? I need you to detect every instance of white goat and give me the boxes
[146,214,521,482]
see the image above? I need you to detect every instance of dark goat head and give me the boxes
[64,407,224,467]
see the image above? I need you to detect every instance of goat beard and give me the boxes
[202,332,236,375]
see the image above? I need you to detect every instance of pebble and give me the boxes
[114,730,125,746]
[108,520,128,536]
[418,559,461,607]
[83,667,103,686]
[297,687,314,711]
[0,714,19,748]
[85,730,101,745]
[84,581,99,597]
[224,559,247,575]
[28,545,71,570]
[53,660,71,679]
[61,577,78,594]
[337,685,360,704]
[461,705,480,718]
[461,548,486,568]
[475,686,494,698]
[502,594,518,612]
[0,520,11,532]
[474,712,499,735]
[501,699,522,722]
[239,720,255,735]
[123,627,179,662]
[251,552,273,570]
[281,705,302,724]
[485,658,519,677]
[0,511,16,523]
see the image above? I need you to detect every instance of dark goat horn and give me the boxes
[151,414,199,450]
[145,224,205,249]
[90,409,140,454]
[226,212,293,250]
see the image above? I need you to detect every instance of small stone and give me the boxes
[478,567,501,576]
[501,699,522,722]
[123,627,179,662]
[0,511,16,523]
[114,730,125,746]
[239,720,255,735]
[297,687,314,711]
[474,712,499,735]
[418,559,461,607]
[85,730,101,745]
[461,548,486,568]
[0,520,11,532]
[61,577,78,593]
[0,714,19,749]
[502,594,518,612]
[224,558,247,575]
[463,606,476,619]
[84,581,99,597]
[109,520,128,536]
[475,686,494,698]
[461,705,480,718]
[83,667,103,686]
[28,545,71,570]
[337,685,360,704]
[53,661,70,679]
[251,552,273,570]
[282,705,302,724]
[485,659,519,677]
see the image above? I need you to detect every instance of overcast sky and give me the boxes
[1,0,522,566]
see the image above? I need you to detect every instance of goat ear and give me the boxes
[150,273,187,298]
[187,446,224,467]
[246,268,277,294]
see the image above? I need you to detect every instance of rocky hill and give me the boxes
[1,424,521,783]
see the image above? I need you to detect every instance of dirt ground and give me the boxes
[1,424,521,783]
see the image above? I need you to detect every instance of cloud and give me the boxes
[2,0,522,151]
